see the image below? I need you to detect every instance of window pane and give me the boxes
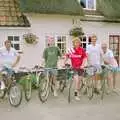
[114,37,119,43]
[8,36,13,41]
[57,36,61,42]
[14,36,19,41]
[114,44,118,50]
[88,36,91,44]
[62,36,66,42]
[109,44,113,49]
[88,0,94,9]
[80,0,86,8]
[82,36,86,42]
[83,43,86,49]
[62,49,65,54]
[109,36,114,43]
[14,44,20,50]
[11,44,13,48]
[57,43,61,49]
[61,43,65,49]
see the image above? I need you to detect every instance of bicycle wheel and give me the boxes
[68,78,73,103]
[101,79,106,100]
[38,73,50,103]
[0,81,6,99]
[0,89,5,99]
[24,75,32,102]
[79,78,86,94]
[9,84,22,107]
[59,80,66,93]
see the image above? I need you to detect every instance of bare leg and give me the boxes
[74,74,81,91]
[52,75,58,96]
[93,74,100,94]
[107,72,113,89]
[113,72,116,89]
[73,74,82,100]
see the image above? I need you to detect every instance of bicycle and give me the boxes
[65,64,97,103]
[100,65,120,99]
[80,65,97,100]
[18,66,41,102]
[0,66,22,107]
[64,64,74,103]
[38,67,65,103]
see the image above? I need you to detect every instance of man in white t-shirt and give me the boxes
[0,40,20,89]
[101,43,118,67]
[86,34,102,94]
[101,43,118,90]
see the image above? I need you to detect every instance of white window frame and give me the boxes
[55,36,66,55]
[80,35,92,49]
[79,0,96,10]
[8,36,21,51]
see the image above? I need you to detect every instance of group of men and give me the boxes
[0,35,118,101]
[43,35,118,100]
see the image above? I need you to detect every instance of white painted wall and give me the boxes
[0,14,120,67]
[21,14,74,67]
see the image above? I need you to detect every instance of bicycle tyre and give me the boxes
[0,89,6,99]
[0,81,6,99]
[59,80,66,93]
[38,73,50,103]
[68,78,73,103]
[24,76,32,102]
[101,79,106,100]
[9,84,22,107]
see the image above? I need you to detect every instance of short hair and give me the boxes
[4,40,11,45]
[72,37,80,43]
[91,34,97,39]
[101,43,107,48]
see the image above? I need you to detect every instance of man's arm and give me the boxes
[11,49,20,68]
[12,55,20,68]
[109,51,118,67]
[63,48,70,65]
[42,48,47,67]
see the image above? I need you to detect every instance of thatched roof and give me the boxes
[0,0,30,27]
[19,0,84,16]
[97,0,120,18]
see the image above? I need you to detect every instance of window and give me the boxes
[79,0,96,10]
[45,35,66,54]
[80,36,91,50]
[8,36,20,51]
[56,36,66,54]
[109,35,120,65]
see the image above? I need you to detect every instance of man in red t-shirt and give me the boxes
[64,37,87,100]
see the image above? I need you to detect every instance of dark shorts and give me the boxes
[73,69,84,76]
